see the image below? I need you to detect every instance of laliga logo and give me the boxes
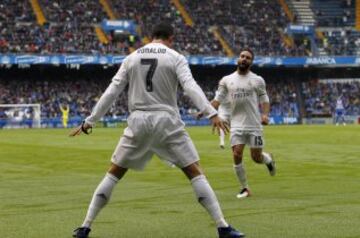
[84,56,96,64]
[1,56,11,64]
[203,57,227,65]
[188,57,200,65]
[99,56,108,64]
[34,56,49,64]
[51,56,60,65]
[305,57,336,65]
[112,56,125,64]
[254,57,272,65]
[275,58,283,65]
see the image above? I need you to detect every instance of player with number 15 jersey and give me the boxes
[212,48,277,199]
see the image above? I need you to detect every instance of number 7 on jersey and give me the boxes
[141,58,158,92]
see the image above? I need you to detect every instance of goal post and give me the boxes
[0,104,41,129]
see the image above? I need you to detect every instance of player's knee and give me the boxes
[233,151,243,163]
[108,163,128,179]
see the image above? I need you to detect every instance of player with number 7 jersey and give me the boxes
[70,23,244,238]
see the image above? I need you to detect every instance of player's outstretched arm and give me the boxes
[196,100,220,119]
[69,121,92,137]
[69,58,129,137]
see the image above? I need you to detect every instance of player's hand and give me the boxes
[69,121,92,137]
[195,112,204,120]
[261,114,269,125]
[210,115,229,135]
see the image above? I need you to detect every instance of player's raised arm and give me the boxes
[69,59,129,137]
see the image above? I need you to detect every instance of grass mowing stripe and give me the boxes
[0,125,359,237]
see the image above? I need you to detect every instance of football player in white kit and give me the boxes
[211,49,276,199]
[70,23,244,238]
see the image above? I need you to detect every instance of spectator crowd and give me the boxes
[1,0,358,56]
[302,79,360,117]
[3,75,359,121]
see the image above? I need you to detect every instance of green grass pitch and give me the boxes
[0,125,359,238]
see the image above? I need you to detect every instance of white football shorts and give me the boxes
[230,129,264,148]
[111,110,199,170]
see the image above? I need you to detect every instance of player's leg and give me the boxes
[74,112,152,238]
[341,112,346,125]
[250,148,276,176]
[157,137,230,228]
[182,162,245,238]
[335,111,340,125]
[249,132,276,176]
[232,144,250,198]
[154,112,244,237]
[81,164,127,227]
[73,163,128,238]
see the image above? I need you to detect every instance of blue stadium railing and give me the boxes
[1,54,360,67]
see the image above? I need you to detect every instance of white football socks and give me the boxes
[261,152,272,164]
[219,129,225,146]
[191,175,228,228]
[81,173,119,228]
[234,163,248,189]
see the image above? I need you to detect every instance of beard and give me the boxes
[237,62,250,72]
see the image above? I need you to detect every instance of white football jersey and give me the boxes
[85,42,217,125]
[215,71,269,131]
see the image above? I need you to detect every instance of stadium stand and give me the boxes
[301,79,360,117]
[0,0,359,56]
[1,74,354,121]
[110,0,224,56]
[267,81,300,118]
[0,0,37,53]
[319,30,360,56]
[311,0,355,27]
[37,0,113,54]
[182,0,309,56]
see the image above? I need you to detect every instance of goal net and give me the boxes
[0,104,41,129]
